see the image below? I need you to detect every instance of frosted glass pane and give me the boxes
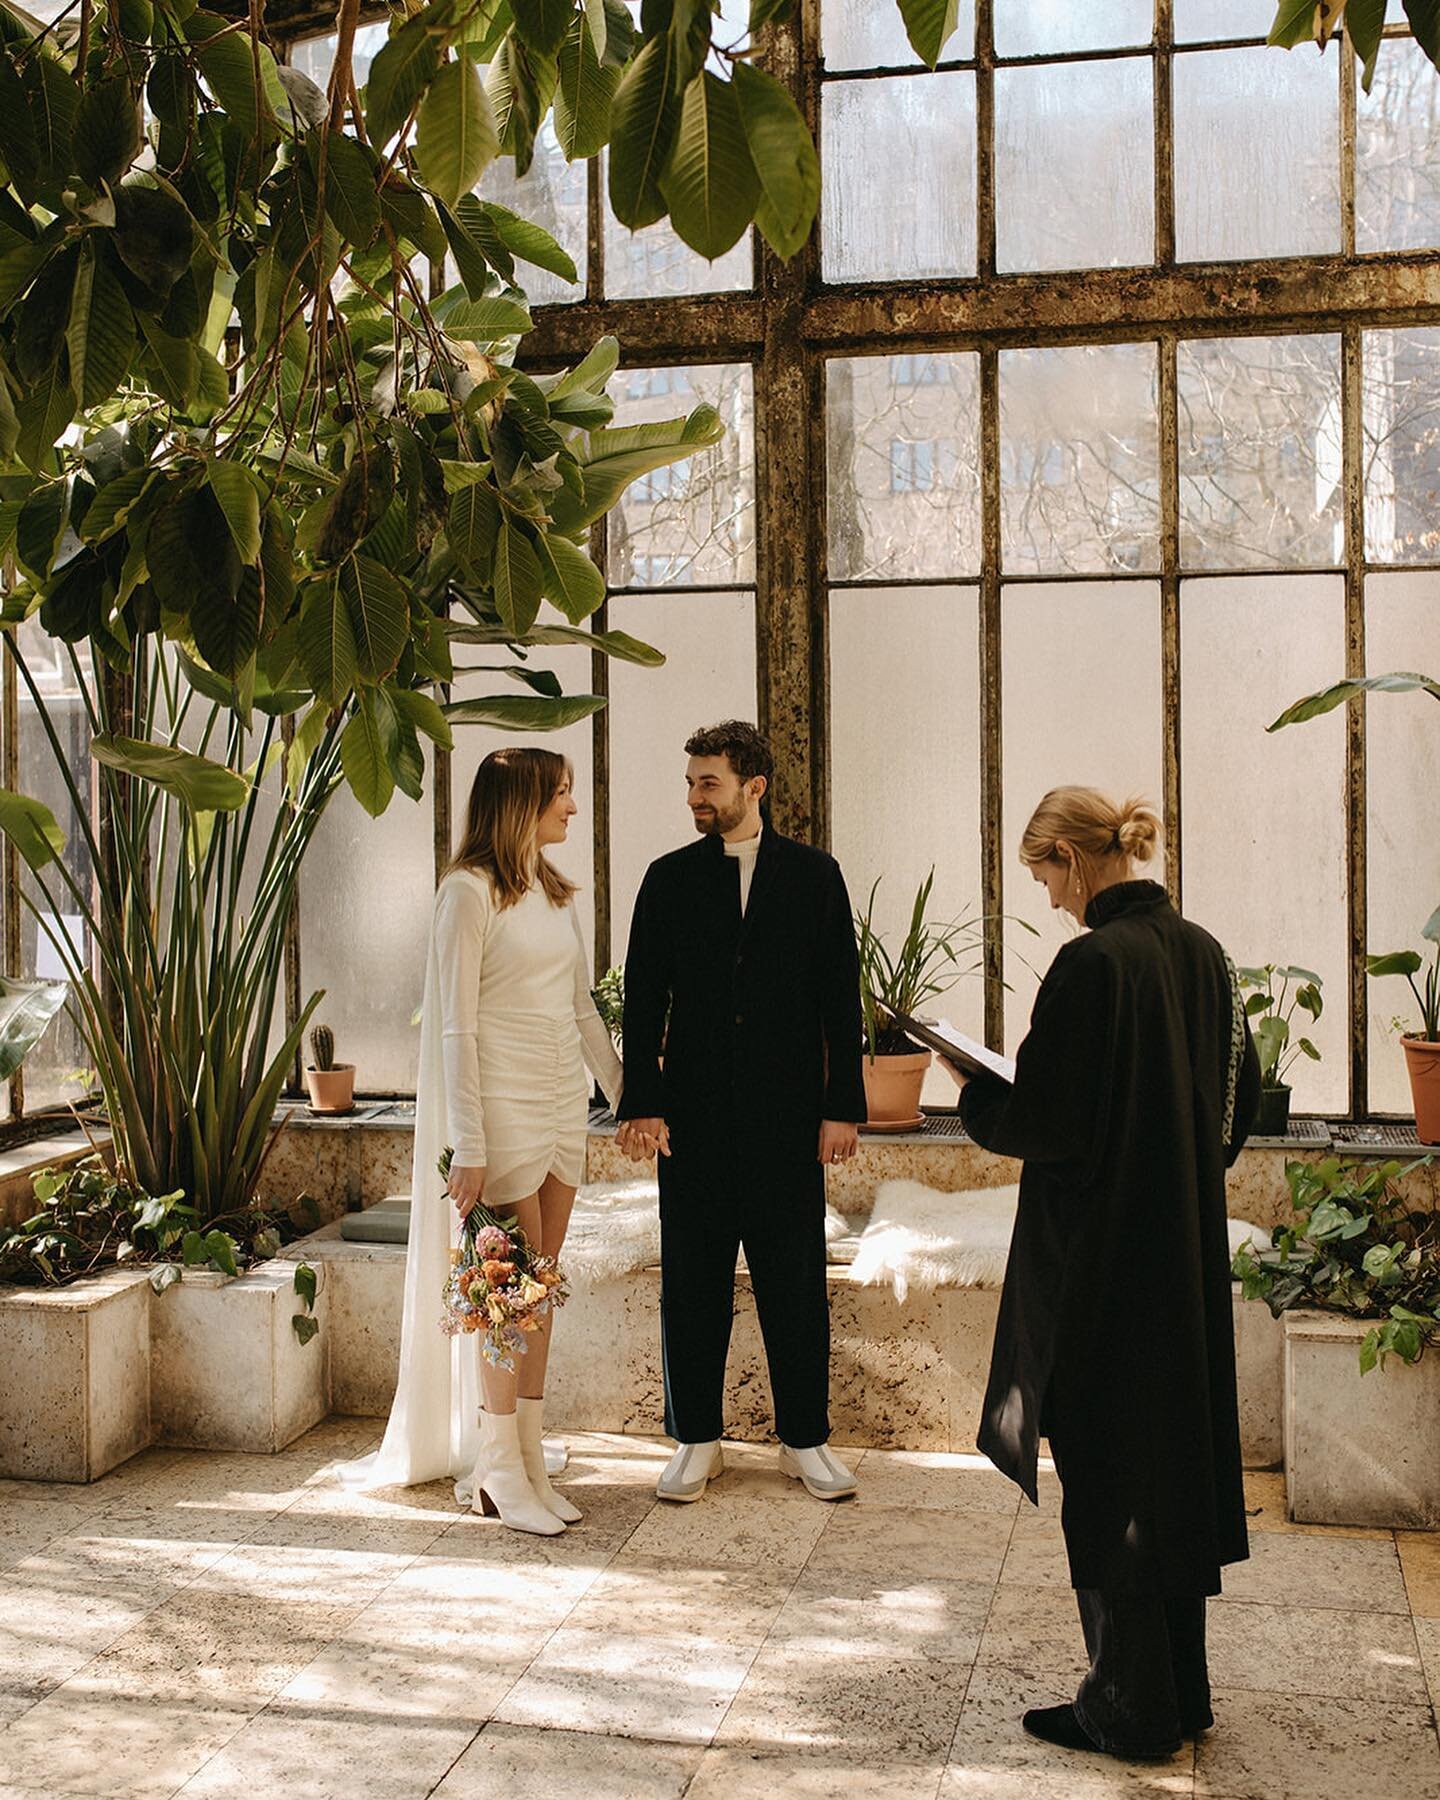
[995,59,1153,272]
[1174,1,1275,39]
[1174,47,1339,261]
[1358,36,1440,253]
[1000,343,1160,574]
[1177,334,1343,570]
[448,641,597,967]
[823,0,972,67]
[826,353,982,580]
[831,587,984,1098]
[603,157,752,299]
[822,74,977,281]
[1001,582,1164,1052]
[1363,327,1440,562]
[995,0,1152,57]
[608,592,757,958]
[1181,575,1348,1113]
[16,622,93,1112]
[479,124,587,305]
[1364,573,1440,1114]
[607,364,755,588]
[300,757,434,1094]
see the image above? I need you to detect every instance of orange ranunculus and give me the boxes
[482,1259,516,1283]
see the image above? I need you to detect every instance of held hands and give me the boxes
[448,1163,487,1220]
[617,1117,671,1162]
[818,1120,859,1166]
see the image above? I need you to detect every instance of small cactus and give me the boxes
[309,1023,336,1072]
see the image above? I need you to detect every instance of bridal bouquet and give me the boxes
[438,1149,568,1369]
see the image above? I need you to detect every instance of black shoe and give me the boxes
[1021,1702,1180,1762]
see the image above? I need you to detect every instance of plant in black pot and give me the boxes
[1237,964,1323,1137]
[854,871,986,1131]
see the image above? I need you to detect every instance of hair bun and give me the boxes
[1116,800,1160,864]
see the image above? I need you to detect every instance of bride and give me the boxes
[341,746,623,1535]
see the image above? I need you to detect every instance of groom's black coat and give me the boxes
[618,826,866,1157]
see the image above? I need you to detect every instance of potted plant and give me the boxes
[305,1025,355,1116]
[1237,964,1324,1137]
[1368,909,1440,1144]
[854,871,985,1130]
[1232,1154,1440,1526]
[591,966,624,1110]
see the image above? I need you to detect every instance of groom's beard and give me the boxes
[691,795,749,835]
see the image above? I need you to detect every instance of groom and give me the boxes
[616,720,867,1503]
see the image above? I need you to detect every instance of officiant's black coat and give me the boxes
[618,827,866,1156]
[960,880,1260,1596]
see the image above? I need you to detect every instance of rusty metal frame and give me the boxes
[195,10,1440,1127]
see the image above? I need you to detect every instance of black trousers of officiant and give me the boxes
[1072,1589,1212,1755]
[658,1145,830,1451]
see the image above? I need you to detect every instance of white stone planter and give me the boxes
[1284,1309,1440,1528]
[150,1261,329,1453]
[1233,1284,1284,1469]
[0,1269,151,1482]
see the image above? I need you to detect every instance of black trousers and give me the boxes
[658,1145,831,1448]
[1072,1589,1212,1755]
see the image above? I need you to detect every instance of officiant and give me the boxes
[615,720,868,1505]
[942,786,1260,1763]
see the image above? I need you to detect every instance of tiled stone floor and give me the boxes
[1,1421,1437,1799]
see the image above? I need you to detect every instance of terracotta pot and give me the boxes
[1402,1037,1440,1145]
[305,1065,355,1114]
[1254,1084,1292,1139]
[861,1049,931,1130]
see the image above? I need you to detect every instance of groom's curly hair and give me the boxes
[684,720,774,787]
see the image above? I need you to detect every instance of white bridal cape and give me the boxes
[339,870,623,1491]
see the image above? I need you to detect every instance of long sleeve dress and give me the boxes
[340,868,622,1491]
[959,879,1260,1596]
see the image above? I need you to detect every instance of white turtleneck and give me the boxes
[724,823,763,915]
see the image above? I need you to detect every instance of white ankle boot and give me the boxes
[516,1398,582,1524]
[467,1410,566,1535]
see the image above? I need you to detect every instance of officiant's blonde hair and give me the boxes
[450,747,578,910]
[1020,787,1161,879]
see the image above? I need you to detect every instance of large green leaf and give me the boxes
[15,362,75,473]
[91,735,250,811]
[340,553,409,679]
[732,60,818,259]
[1405,0,1440,69]
[184,12,284,139]
[317,130,381,250]
[447,482,501,575]
[660,72,759,262]
[1269,671,1440,730]
[206,461,262,565]
[512,0,573,55]
[1269,0,1322,50]
[444,692,607,730]
[15,479,65,581]
[547,335,621,400]
[80,466,155,544]
[191,566,261,678]
[493,522,544,636]
[555,13,621,159]
[66,244,133,410]
[340,690,395,818]
[549,402,724,532]
[896,0,964,67]
[448,618,666,666]
[298,576,359,704]
[535,532,605,623]
[112,186,196,298]
[366,18,442,146]
[72,75,143,189]
[439,294,534,339]
[1345,0,1387,89]
[485,37,559,175]
[475,202,578,282]
[0,787,65,869]
[389,685,454,750]
[25,54,77,181]
[415,60,498,207]
[608,31,683,229]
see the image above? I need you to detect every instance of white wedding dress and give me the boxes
[339,869,623,1491]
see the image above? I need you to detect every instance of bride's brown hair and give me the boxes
[449,747,578,911]
[1020,786,1161,892]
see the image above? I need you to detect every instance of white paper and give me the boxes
[922,1017,1017,1086]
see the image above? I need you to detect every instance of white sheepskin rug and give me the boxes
[851,1180,1021,1300]
[562,1179,660,1288]
[850,1179,1266,1303]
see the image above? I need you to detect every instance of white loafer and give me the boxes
[657,1439,723,1502]
[779,1442,857,1500]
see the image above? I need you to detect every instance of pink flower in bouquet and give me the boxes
[474,1226,512,1259]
